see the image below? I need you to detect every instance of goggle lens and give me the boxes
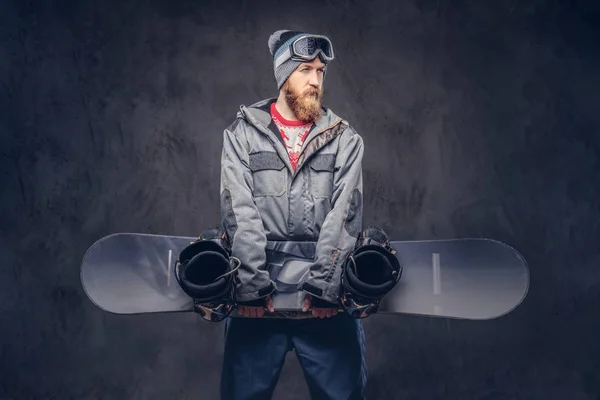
[293,36,333,59]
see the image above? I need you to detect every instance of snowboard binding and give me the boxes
[339,227,403,318]
[174,227,240,322]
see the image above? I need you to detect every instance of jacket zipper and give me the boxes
[292,118,343,180]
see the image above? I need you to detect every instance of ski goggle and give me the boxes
[274,34,335,69]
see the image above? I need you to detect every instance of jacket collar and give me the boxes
[238,97,342,140]
[236,97,344,177]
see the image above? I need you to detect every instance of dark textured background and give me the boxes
[1,0,600,398]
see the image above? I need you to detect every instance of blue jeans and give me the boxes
[220,314,368,400]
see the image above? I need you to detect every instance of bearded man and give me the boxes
[218,30,367,400]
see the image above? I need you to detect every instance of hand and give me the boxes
[237,295,275,318]
[302,294,339,319]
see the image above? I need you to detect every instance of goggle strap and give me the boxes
[274,47,292,69]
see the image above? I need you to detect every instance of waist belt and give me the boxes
[265,241,316,293]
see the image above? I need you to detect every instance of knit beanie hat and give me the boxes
[268,30,331,90]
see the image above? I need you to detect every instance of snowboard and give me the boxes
[80,233,529,320]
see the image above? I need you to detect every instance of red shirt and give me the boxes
[270,102,313,170]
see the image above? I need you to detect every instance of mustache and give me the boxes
[304,88,320,98]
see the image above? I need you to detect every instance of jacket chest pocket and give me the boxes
[309,153,336,199]
[249,151,287,197]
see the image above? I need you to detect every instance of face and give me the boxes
[283,57,326,124]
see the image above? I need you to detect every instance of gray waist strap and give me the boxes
[265,241,317,294]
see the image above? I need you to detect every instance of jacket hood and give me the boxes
[237,97,343,134]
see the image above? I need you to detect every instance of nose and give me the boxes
[308,71,320,87]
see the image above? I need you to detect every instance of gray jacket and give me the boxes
[219,97,364,304]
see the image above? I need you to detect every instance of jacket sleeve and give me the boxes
[300,126,364,304]
[219,121,275,302]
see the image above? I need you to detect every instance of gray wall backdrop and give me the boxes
[2,0,600,399]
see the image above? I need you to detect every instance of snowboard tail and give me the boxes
[80,233,529,320]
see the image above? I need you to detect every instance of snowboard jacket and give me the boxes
[219,97,364,304]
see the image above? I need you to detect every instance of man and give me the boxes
[219,30,367,400]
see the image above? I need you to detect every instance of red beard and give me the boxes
[284,82,324,124]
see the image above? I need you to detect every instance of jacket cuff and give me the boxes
[300,281,340,305]
[237,298,267,307]
[235,281,276,302]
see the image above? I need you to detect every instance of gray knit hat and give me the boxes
[268,30,331,90]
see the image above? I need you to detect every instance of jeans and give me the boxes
[220,314,368,400]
